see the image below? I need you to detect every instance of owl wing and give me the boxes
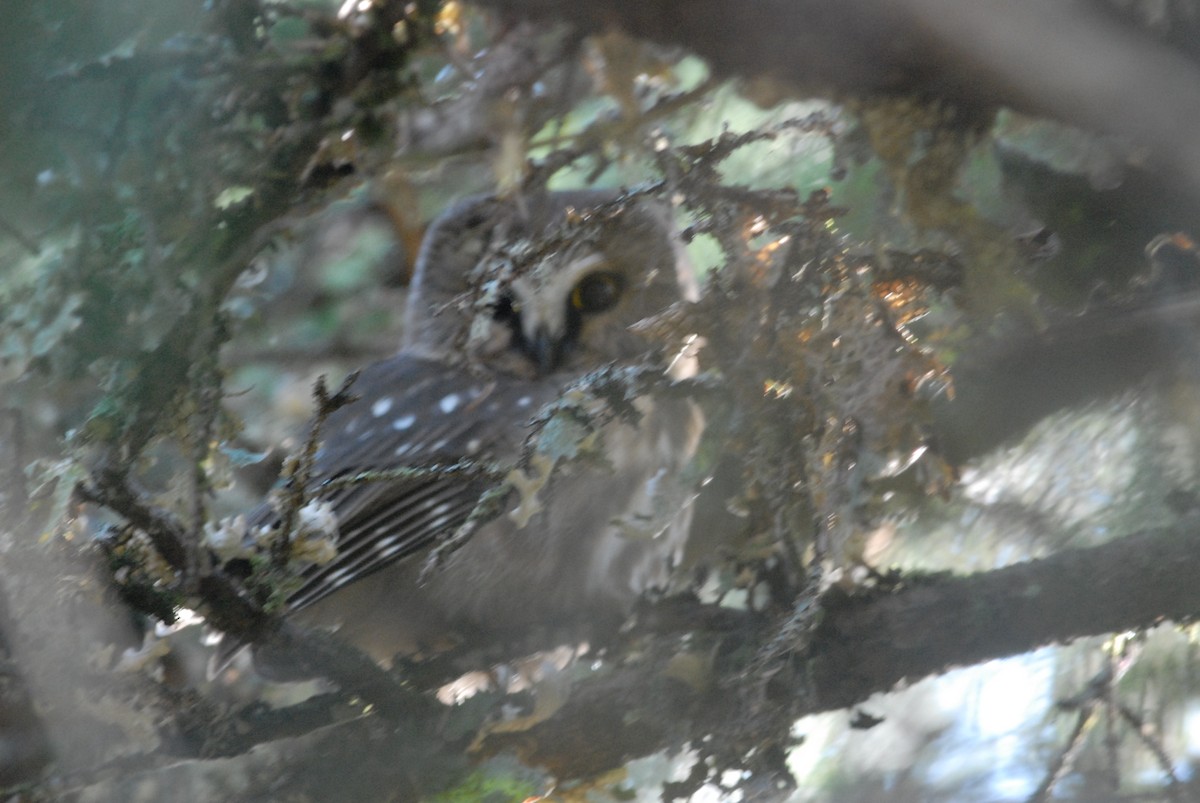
[251,353,559,613]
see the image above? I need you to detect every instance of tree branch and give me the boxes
[475,519,1200,778]
[77,457,427,720]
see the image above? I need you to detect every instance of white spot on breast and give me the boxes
[516,396,533,408]
[465,438,482,455]
[433,501,452,517]
[392,414,416,431]
[394,443,413,457]
[344,417,359,434]
[439,393,461,414]
[371,397,393,417]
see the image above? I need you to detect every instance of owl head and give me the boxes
[403,190,695,378]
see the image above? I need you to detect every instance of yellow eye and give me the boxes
[571,271,623,314]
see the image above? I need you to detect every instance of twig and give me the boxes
[1029,702,1097,803]
[77,456,423,718]
[272,371,361,567]
[319,457,508,492]
[1116,703,1186,801]
[418,484,511,582]
[184,319,226,592]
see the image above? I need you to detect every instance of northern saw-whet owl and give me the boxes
[241,189,701,672]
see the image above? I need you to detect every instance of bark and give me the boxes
[475,519,1200,778]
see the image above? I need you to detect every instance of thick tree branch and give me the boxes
[60,705,466,801]
[476,519,1200,778]
[806,521,1200,711]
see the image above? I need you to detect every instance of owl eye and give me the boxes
[570,271,623,314]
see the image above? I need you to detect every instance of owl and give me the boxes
[242,189,701,672]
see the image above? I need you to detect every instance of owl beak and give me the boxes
[531,326,563,374]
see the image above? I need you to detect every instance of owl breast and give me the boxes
[286,356,699,664]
